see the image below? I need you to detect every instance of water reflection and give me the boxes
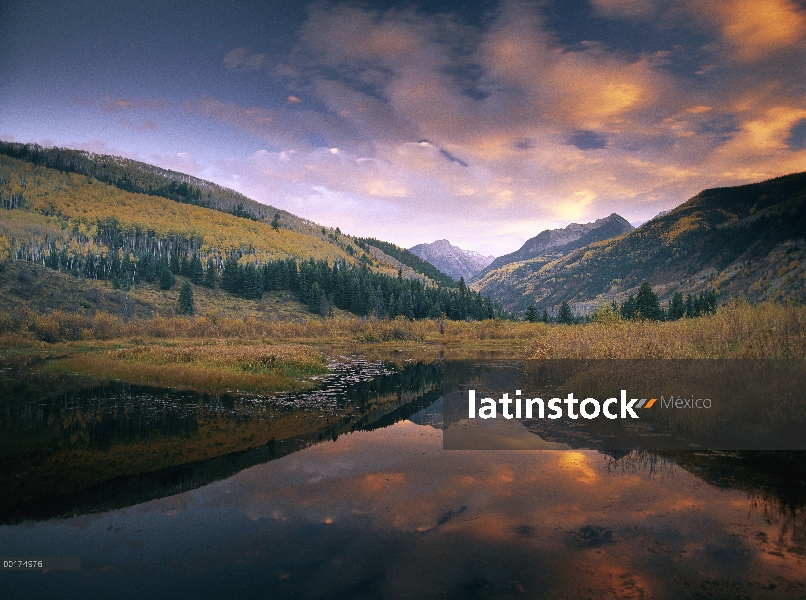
[1,358,805,598]
[0,358,442,523]
[2,422,805,599]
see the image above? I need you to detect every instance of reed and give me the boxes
[1,300,804,360]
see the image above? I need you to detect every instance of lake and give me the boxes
[1,357,805,599]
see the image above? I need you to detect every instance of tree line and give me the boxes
[525,282,718,324]
[220,257,498,320]
[37,236,500,321]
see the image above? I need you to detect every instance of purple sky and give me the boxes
[2,0,805,255]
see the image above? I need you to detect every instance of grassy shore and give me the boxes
[48,341,329,393]
[0,301,804,392]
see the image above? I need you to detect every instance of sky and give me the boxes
[1,0,805,256]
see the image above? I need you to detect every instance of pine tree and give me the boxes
[540,309,549,323]
[308,281,323,313]
[525,305,538,323]
[558,301,574,325]
[169,251,180,275]
[271,212,281,231]
[203,258,217,288]
[221,256,241,294]
[699,289,718,315]
[669,292,685,320]
[635,282,661,320]
[120,253,133,291]
[159,263,175,290]
[242,263,263,299]
[189,254,204,285]
[139,253,156,283]
[621,294,637,320]
[685,294,695,317]
[178,280,194,315]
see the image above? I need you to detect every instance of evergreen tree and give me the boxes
[169,251,180,275]
[242,263,263,299]
[684,294,695,318]
[525,305,538,323]
[558,301,574,324]
[620,294,637,320]
[308,281,323,313]
[698,289,718,315]
[221,256,241,294]
[139,253,156,283]
[203,258,217,288]
[189,254,204,285]
[669,292,685,320]
[178,280,194,315]
[635,282,662,320]
[271,212,281,230]
[540,309,549,323]
[159,263,175,290]
[120,252,133,291]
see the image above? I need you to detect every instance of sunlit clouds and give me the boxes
[705,0,806,61]
[189,1,806,253]
[2,0,805,255]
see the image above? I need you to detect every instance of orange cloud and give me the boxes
[702,0,806,61]
[186,1,806,255]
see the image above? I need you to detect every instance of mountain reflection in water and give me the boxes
[1,359,805,599]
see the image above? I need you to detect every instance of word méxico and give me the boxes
[467,390,658,420]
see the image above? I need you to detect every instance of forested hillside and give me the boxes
[0,141,301,229]
[0,154,499,320]
[473,172,806,313]
[355,237,457,287]
[475,213,633,279]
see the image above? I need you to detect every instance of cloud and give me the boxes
[223,47,270,72]
[185,0,806,255]
[701,0,806,61]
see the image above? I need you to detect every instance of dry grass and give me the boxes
[51,341,328,393]
[527,300,806,359]
[1,300,804,362]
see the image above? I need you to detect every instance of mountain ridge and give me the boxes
[472,172,806,313]
[408,239,494,282]
[475,213,634,280]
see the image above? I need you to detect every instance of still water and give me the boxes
[1,358,805,599]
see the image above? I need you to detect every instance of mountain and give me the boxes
[0,147,500,321]
[408,239,495,282]
[472,172,806,313]
[355,237,457,287]
[476,213,634,279]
